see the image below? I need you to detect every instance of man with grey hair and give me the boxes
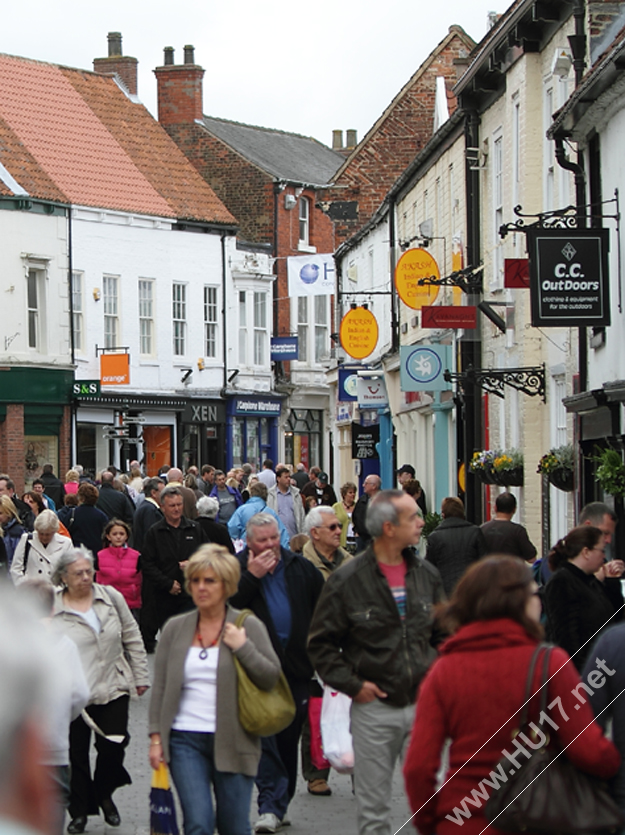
[0,583,64,834]
[139,485,207,652]
[352,474,381,553]
[230,514,324,834]
[308,490,444,835]
[267,466,305,540]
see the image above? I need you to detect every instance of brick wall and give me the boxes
[323,27,475,245]
[59,405,71,476]
[0,405,25,492]
[154,65,205,126]
[93,56,138,95]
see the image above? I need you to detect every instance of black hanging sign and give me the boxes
[527,228,610,327]
[351,422,379,459]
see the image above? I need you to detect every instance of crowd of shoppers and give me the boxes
[2,458,625,835]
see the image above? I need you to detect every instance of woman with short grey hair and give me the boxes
[10,509,74,585]
[196,496,236,554]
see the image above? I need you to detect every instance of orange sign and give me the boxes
[100,353,130,386]
[340,308,378,360]
[394,248,440,309]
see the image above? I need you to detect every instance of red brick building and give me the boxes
[149,45,344,470]
[324,25,475,245]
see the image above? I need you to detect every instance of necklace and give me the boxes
[196,614,226,660]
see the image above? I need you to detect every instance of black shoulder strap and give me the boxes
[23,534,34,573]
[519,643,552,727]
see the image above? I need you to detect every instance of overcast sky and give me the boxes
[3,0,499,146]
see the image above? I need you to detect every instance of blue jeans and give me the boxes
[169,731,253,835]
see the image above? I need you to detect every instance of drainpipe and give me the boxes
[221,232,228,394]
[67,204,76,466]
[388,194,399,353]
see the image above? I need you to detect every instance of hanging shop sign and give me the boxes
[400,345,452,392]
[504,259,530,289]
[287,254,335,296]
[527,228,610,327]
[421,306,477,329]
[340,308,379,360]
[357,376,388,408]
[351,422,380,459]
[100,353,130,386]
[271,336,299,361]
[338,368,360,402]
[394,248,440,310]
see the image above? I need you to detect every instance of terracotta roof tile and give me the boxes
[0,54,235,226]
[61,68,235,225]
[0,113,67,202]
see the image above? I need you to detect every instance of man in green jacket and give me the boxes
[308,490,444,835]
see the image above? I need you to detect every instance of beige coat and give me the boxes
[53,583,150,704]
[10,531,74,585]
[302,538,353,581]
[149,605,280,775]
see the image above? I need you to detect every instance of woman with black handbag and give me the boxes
[403,555,621,835]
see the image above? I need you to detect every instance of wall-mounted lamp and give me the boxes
[197,358,205,371]
[93,288,101,301]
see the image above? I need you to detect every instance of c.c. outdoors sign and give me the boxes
[527,228,610,328]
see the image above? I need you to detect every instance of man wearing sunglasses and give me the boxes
[302,506,353,580]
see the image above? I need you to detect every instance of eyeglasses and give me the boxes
[320,523,341,532]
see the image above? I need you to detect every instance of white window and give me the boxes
[544,86,555,212]
[297,297,308,364]
[492,133,504,290]
[254,292,267,366]
[299,197,310,245]
[71,272,83,353]
[512,95,521,207]
[27,269,40,349]
[204,286,218,358]
[172,283,186,356]
[314,296,329,363]
[103,275,119,349]
[239,291,247,365]
[138,280,154,356]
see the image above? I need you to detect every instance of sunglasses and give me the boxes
[320,523,341,532]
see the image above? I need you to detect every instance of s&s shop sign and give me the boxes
[527,228,610,328]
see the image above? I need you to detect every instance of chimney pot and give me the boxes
[108,32,122,57]
[184,45,195,64]
[164,46,175,65]
[332,129,343,150]
[346,129,358,148]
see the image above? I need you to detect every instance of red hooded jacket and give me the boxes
[96,545,142,610]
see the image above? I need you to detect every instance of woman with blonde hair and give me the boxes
[149,544,281,835]
[64,469,80,496]
[0,494,26,565]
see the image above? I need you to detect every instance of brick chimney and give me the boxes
[93,32,138,96]
[154,45,205,126]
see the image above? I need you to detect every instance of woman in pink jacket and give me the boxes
[96,520,142,618]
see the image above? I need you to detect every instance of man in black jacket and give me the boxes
[139,485,207,652]
[96,471,135,525]
[308,490,444,835]
[132,478,163,552]
[426,496,487,596]
[230,513,324,834]
[351,474,381,553]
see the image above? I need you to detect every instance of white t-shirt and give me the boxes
[172,647,219,733]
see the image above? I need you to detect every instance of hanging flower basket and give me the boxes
[477,468,498,485]
[492,451,524,487]
[495,467,524,487]
[548,468,575,492]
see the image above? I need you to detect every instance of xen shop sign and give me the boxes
[527,228,610,328]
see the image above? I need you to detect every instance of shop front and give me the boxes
[180,399,227,472]
[227,396,281,472]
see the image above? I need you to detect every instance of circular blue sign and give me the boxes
[406,348,443,384]
[300,263,319,284]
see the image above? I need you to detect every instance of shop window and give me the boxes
[173,283,186,356]
[103,275,119,349]
[71,271,83,353]
[204,286,218,358]
[285,409,322,469]
[139,279,154,356]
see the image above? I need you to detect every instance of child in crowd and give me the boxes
[96,519,142,621]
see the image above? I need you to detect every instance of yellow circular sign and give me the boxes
[340,308,379,360]
[394,248,440,309]
[458,462,466,494]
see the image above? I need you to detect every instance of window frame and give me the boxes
[253,291,267,367]
[138,279,155,357]
[298,197,310,246]
[71,271,84,353]
[103,274,119,349]
[172,282,187,357]
[27,268,40,350]
[204,286,218,359]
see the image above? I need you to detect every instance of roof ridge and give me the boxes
[0,50,109,79]
[203,114,333,147]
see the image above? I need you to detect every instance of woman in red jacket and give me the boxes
[403,555,620,835]
[96,520,142,618]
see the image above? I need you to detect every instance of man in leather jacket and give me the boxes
[308,490,445,835]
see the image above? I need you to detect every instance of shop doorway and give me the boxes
[143,426,172,476]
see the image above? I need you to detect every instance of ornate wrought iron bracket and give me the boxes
[417,264,484,294]
[444,364,546,402]
[499,198,620,239]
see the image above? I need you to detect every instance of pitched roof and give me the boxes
[201,116,343,186]
[0,53,236,225]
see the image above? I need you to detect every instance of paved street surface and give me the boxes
[77,658,413,835]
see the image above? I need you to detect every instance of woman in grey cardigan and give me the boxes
[149,544,281,835]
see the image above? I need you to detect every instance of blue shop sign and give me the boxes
[400,345,452,392]
[232,398,282,417]
[338,367,360,402]
[271,336,299,361]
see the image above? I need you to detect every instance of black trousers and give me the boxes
[140,586,193,650]
[68,695,131,818]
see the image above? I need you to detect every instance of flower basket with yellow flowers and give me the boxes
[492,450,524,487]
[537,445,575,492]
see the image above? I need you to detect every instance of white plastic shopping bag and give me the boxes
[320,684,354,774]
